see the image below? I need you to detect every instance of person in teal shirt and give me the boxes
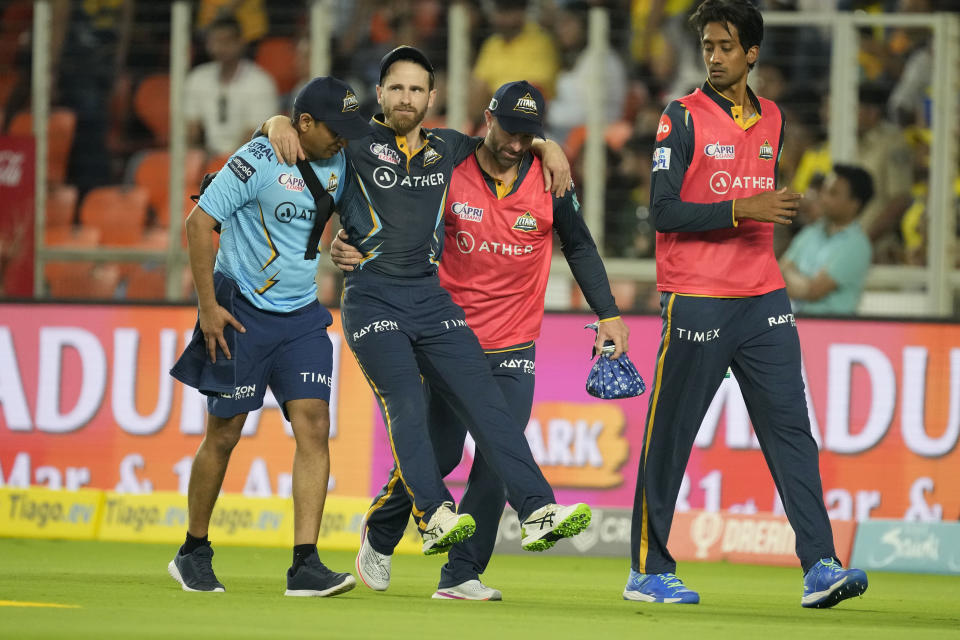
[780,164,874,315]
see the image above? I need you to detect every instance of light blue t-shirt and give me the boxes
[784,219,872,315]
[198,139,347,312]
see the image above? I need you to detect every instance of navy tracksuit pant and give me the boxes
[630,289,836,575]
[364,344,536,588]
[341,271,551,532]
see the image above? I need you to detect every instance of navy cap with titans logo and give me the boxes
[293,76,373,139]
[487,80,545,137]
[378,45,435,85]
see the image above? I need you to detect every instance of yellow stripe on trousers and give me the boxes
[364,467,403,524]
[348,346,427,524]
[638,293,676,573]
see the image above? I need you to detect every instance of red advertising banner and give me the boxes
[0,136,35,297]
[2,305,959,524]
[667,510,857,566]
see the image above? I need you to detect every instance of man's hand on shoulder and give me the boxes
[330,229,363,272]
[532,138,572,198]
[263,115,303,166]
[735,187,801,225]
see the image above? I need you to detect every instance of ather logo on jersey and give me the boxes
[455,230,533,257]
[709,171,774,195]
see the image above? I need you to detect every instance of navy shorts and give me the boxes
[171,274,334,420]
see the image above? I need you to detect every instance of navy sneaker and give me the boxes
[285,552,356,597]
[168,546,225,592]
[622,569,700,604]
[801,558,868,608]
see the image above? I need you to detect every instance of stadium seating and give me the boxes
[203,152,232,177]
[78,185,151,246]
[7,108,77,185]
[124,264,168,301]
[133,73,170,145]
[45,261,120,299]
[44,225,100,248]
[255,37,300,95]
[45,184,79,229]
[130,148,206,225]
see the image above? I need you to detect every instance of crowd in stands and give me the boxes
[0,0,958,314]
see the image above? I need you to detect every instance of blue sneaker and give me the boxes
[622,569,700,604]
[801,558,868,608]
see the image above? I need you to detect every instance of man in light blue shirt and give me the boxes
[781,164,874,315]
[169,76,371,597]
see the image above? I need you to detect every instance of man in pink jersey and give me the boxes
[623,0,868,608]
[331,81,629,600]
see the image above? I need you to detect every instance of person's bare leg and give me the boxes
[187,413,247,537]
[285,398,331,544]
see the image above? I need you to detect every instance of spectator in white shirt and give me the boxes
[185,15,278,156]
[545,2,627,144]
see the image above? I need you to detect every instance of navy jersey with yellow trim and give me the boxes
[339,116,479,278]
[650,81,785,233]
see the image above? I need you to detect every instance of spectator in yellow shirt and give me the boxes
[469,0,559,126]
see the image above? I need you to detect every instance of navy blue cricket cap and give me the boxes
[488,80,545,137]
[379,45,435,84]
[293,76,373,139]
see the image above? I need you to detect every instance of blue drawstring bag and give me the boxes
[584,323,646,399]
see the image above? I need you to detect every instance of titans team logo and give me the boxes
[513,93,539,115]
[342,90,359,112]
[512,211,538,232]
[423,146,442,167]
[758,139,774,160]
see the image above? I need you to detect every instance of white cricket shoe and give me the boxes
[355,531,391,591]
[432,580,502,601]
[422,502,476,555]
[521,503,592,552]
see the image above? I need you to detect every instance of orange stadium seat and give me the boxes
[45,184,79,229]
[255,37,299,95]
[203,152,232,177]
[78,185,150,246]
[133,74,170,145]
[124,265,167,301]
[7,108,77,184]
[44,225,99,247]
[131,148,205,224]
[45,261,120,299]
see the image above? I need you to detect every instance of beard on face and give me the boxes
[384,102,427,136]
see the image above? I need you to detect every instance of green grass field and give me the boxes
[1,539,957,639]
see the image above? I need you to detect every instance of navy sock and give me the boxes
[292,544,317,571]
[180,532,209,555]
